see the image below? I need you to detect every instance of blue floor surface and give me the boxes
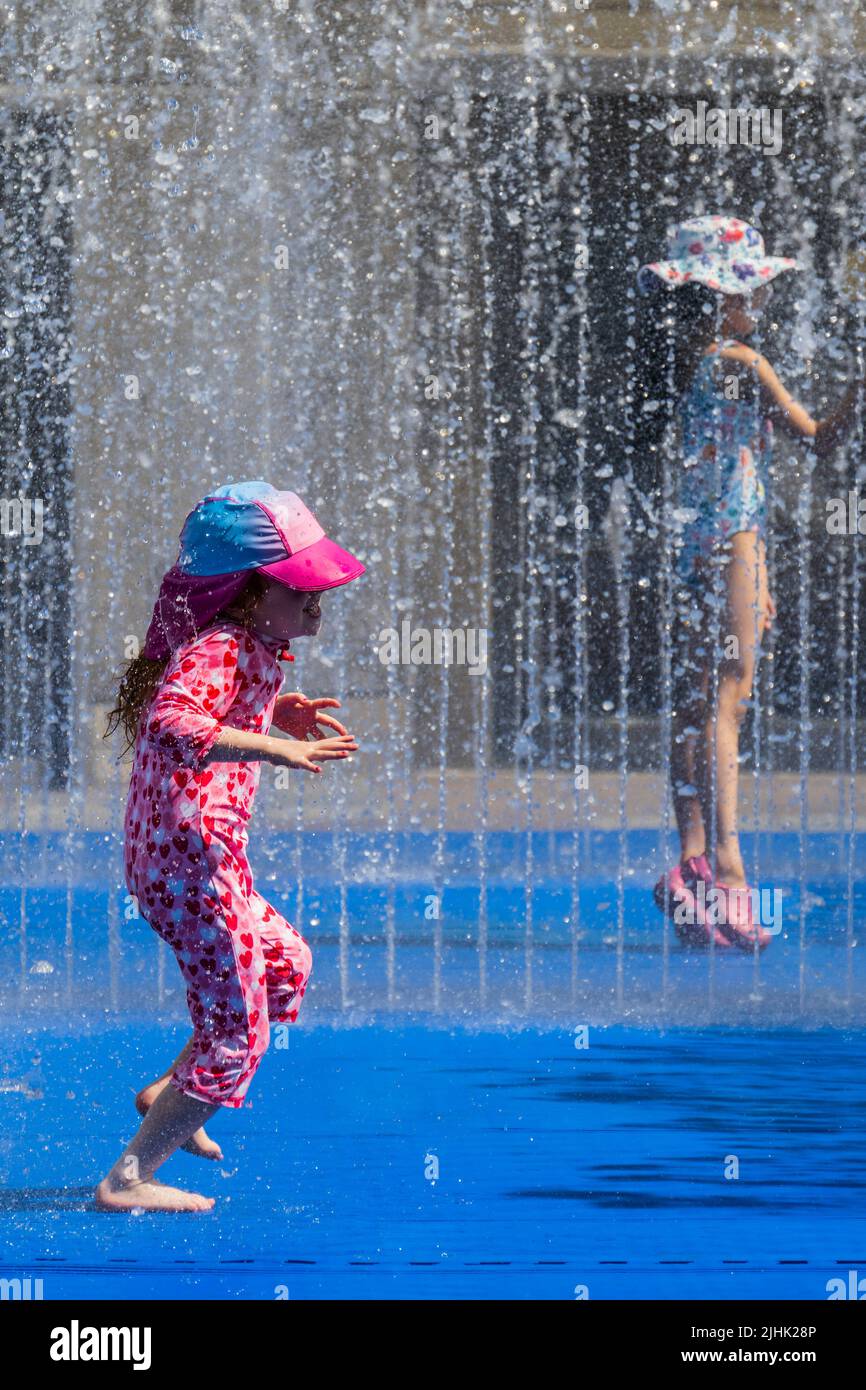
[1,1017,864,1299]
[1,830,864,1299]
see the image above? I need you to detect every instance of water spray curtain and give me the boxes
[0,111,73,786]
[416,85,866,771]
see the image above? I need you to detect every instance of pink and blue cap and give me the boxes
[142,481,365,661]
[178,481,365,590]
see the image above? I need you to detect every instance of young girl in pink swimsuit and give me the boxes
[97,481,364,1213]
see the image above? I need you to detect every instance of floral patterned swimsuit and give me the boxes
[124,620,312,1108]
[674,338,771,586]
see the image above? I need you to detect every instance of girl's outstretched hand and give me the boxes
[274,734,358,774]
[272,692,350,740]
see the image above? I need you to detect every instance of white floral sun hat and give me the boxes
[637,214,798,296]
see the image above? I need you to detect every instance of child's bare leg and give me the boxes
[96,1083,221,1213]
[671,602,710,862]
[135,1036,222,1161]
[704,533,768,887]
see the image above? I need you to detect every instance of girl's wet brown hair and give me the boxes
[104,570,270,755]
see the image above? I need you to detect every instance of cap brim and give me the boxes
[258,535,365,592]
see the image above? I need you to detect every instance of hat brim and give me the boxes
[258,535,365,592]
[638,256,798,296]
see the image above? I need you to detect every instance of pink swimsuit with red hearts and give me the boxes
[124,621,312,1107]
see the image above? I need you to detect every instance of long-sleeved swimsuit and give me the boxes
[124,620,312,1107]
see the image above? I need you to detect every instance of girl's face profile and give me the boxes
[251,579,323,640]
[724,283,773,337]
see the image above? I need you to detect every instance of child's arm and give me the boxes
[204,725,357,774]
[144,628,355,773]
[720,342,864,457]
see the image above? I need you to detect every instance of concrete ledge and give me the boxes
[1,769,862,834]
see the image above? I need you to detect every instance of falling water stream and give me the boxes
[1,1,865,1028]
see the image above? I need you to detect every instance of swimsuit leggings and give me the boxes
[133,829,312,1108]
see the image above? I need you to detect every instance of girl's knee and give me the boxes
[718,638,756,689]
[265,933,312,1023]
[717,669,753,723]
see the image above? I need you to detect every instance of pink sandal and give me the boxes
[654,856,732,948]
[714,883,773,951]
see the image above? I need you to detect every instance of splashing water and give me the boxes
[0,2,864,1029]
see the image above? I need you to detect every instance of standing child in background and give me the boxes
[98,481,364,1212]
[637,216,863,950]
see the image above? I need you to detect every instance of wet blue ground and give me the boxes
[1,1020,864,1300]
[1,831,864,1299]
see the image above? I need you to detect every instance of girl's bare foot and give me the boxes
[135,1082,223,1161]
[95,1172,215,1213]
